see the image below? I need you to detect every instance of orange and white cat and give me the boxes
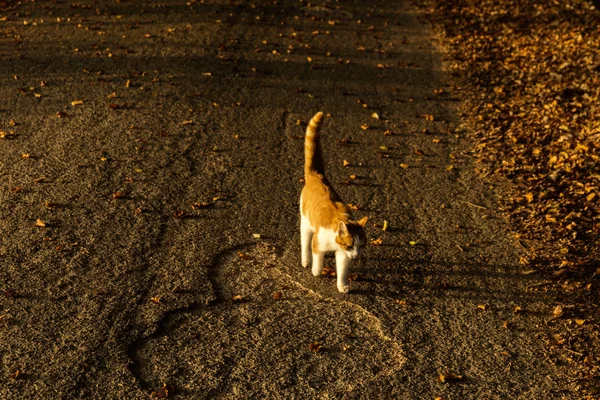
[300,112,368,293]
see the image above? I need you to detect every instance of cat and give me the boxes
[300,111,368,293]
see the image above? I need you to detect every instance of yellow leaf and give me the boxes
[343,160,351,167]
[232,295,243,302]
[71,99,84,106]
[371,112,379,119]
[370,238,383,245]
[382,220,388,231]
[409,241,417,246]
[553,305,563,318]
[400,163,409,169]
[525,193,534,203]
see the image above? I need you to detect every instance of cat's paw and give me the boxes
[337,284,349,294]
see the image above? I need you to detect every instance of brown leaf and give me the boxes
[9,370,21,380]
[439,372,463,382]
[172,210,186,219]
[272,291,283,300]
[308,342,322,353]
[151,383,174,399]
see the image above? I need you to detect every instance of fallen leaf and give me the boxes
[514,306,522,313]
[520,269,536,275]
[232,294,243,302]
[360,123,369,130]
[71,100,84,106]
[9,370,21,380]
[35,219,46,227]
[439,372,463,382]
[553,305,563,319]
[112,192,125,199]
[172,210,186,219]
[371,112,380,119]
[191,201,211,209]
[151,383,174,399]
[273,291,283,300]
[408,241,417,246]
[525,193,534,203]
[370,238,383,245]
[343,160,351,167]
[150,296,161,304]
[346,203,359,211]
[400,163,409,169]
[308,342,322,353]
[252,233,261,239]
[237,252,253,260]
[575,319,585,325]
[477,304,487,311]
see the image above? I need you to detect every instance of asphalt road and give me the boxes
[1,0,569,398]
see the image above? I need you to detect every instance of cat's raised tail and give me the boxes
[304,111,325,176]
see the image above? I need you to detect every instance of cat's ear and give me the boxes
[337,221,349,236]
[357,216,368,227]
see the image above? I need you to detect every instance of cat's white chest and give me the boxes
[316,228,337,252]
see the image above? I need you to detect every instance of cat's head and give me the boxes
[335,217,368,259]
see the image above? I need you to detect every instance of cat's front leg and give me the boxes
[335,251,350,293]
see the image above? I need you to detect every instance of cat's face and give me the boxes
[335,218,368,259]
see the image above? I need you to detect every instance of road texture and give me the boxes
[0,0,570,398]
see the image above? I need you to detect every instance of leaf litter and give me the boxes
[418,0,600,393]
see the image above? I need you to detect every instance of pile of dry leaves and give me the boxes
[419,0,600,394]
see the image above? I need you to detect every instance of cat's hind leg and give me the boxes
[311,234,324,276]
[300,214,313,268]
[335,251,350,293]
